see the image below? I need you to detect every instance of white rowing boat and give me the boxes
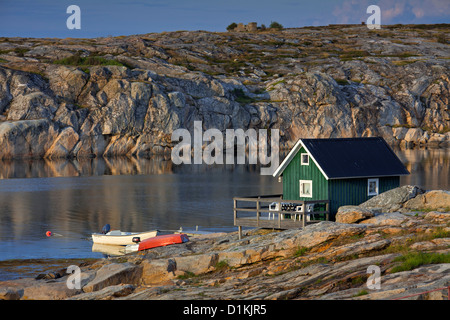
[91,230,158,246]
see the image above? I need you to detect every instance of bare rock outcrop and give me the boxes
[336,206,375,223]
[0,25,449,159]
[404,190,450,211]
[359,185,425,213]
[0,119,59,159]
[335,185,449,226]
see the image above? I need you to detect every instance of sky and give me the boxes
[0,0,449,38]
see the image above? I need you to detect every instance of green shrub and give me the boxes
[269,21,284,30]
[13,48,30,57]
[227,22,238,31]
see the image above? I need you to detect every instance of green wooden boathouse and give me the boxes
[272,137,410,220]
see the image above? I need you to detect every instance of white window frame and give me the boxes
[367,178,379,196]
[299,180,313,198]
[300,153,309,165]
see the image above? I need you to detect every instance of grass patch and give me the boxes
[334,78,350,85]
[75,104,89,109]
[270,79,286,86]
[353,289,369,297]
[430,227,450,239]
[408,23,450,30]
[294,247,310,257]
[415,206,450,213]
[223,60,247,74]
[390,252,450,273]
[392,59,422,66]
[376,52,420,59]
[215,260,230,271]
[339,50,370,61]
[13,48,30,57]
[54,54,128,68]
[177,271,197,280]
[205,55,250,75]
[351,275,366,285]
[0,48,30,57]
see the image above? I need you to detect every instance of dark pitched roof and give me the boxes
[273,137,409,179]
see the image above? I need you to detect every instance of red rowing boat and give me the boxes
[139,233,189,251]
[124,233,189,253]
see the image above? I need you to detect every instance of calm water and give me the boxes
[0,148,448,279]
[0,161,282,262]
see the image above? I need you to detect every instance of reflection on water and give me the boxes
[92,243,128,256]
[0,156,175,179]
[396,148,450,191]
[0,149,448,189]
[0,148,448,276]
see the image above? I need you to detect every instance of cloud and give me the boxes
[412,7,425,19]
[333,0,450,24]
[332,0,369,24]
[409,0,450,18]
[381,1,406,21]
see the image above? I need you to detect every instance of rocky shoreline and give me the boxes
[0,24,449,160]
[1,185,449,300]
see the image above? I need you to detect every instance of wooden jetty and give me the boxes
[233,194,329,239]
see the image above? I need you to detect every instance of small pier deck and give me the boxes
[233,194,329,239]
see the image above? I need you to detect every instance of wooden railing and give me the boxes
[233,194,329,238]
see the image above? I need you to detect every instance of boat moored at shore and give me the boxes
[91,230,159,246]
[125,233,189,253]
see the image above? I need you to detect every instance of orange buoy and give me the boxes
[46,231,52,237]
